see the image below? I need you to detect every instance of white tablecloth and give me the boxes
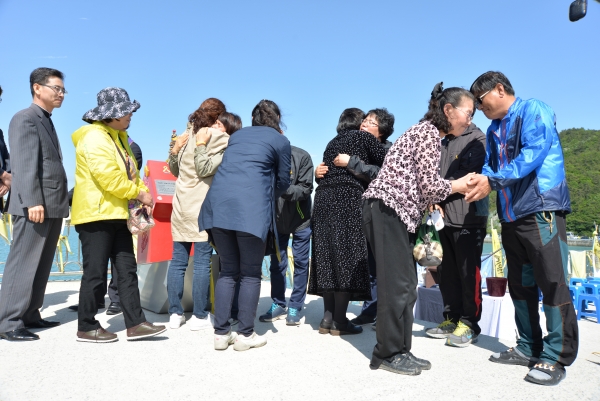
[414,286,547,341]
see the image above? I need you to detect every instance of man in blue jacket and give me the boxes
[465,71,577,386]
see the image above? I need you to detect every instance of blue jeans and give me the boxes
[167,241,213,318]
[269,226,311,310]
[211,228,265,336]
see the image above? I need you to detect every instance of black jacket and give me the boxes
[0,128,10,211]
[276,146,313,234]
[438,123,488,228]
[346,140,392,186]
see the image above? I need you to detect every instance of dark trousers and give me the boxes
[362,199,417,368]
[0,216,63,332]
[360,245,377,317]
[212,228,266,336]
[501,211,578,367]
[269,226,311,310]
[107,257,119,303]
[76,220,146,332]
[437,226,484,334]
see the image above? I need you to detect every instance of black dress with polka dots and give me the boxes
[308,129,386,300]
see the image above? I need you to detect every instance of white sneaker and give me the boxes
[169,314,185,329]
[188,313,214,331]
[233,332,267,351]
[214,330,237,350]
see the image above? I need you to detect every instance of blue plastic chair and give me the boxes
[570,277,585,286]
[587,278,600,284]
[577,285,600,322]
[569,285,586,313]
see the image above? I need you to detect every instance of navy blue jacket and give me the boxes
[199,126,291,241]
[483,97,571,223]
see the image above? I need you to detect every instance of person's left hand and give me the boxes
[0,184,8,197]
[333,154,350,167]
[196,129,212,145]
[465,174,491,202]
[0,172,11,190]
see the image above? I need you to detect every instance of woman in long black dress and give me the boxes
[308,108,387,335]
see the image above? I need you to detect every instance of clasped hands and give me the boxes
[455,173,491,202]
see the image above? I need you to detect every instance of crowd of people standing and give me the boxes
[0,67,578,386]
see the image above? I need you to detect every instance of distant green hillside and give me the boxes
[486,128,600,236]
[561,128,600,236]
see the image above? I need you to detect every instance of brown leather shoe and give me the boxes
[77,327,118,343]
[126,322,167,341]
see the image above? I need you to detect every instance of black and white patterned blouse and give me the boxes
[363,120,452,233]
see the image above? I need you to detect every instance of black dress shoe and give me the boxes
[318,319,332,334]
[25,319,61,329]
[330,319,363,336]
[106,302,122,315]
[0,328,40,341]
[68,302,106,312]
[349,314,376,325]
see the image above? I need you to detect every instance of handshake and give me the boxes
[452,173,491,203]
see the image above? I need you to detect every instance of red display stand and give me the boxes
[137,160,182,263]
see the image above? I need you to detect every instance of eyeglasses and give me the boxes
[362,118,379,127]
[40,84,68,95]
[475,89,491,109]
[453,106,473,121]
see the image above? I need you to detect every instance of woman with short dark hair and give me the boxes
[362,83,474,375]
[199,99,291,351]
[308,108,387,336]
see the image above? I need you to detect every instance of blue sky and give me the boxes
[1,0,599,186]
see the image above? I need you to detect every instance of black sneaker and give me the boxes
[489,347,539,367]
[406,352,431,370]
[374,353,422,376]
[524,362,566,386]
[349,314,376,325]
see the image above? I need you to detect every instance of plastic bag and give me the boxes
[127,200,155,234]
[413,217,443,266]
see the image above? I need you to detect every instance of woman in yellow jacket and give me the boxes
[72,87,166,343]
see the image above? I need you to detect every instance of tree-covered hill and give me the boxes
[561,128,600,235]
[486,128,600,236]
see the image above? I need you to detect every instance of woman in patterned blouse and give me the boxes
[362,83,474,376]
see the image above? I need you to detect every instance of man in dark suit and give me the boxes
[0,85,11,207]
[0,68,69,341]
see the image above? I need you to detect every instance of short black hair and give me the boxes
[470,71,515,97]
[219,112,242,135]
[336,108,365,134]
[252,99,285,132]
[365,108,395,141]
[30,67,65,96]
[0,85,3,97]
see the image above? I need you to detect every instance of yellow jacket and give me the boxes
[71,121,148,225]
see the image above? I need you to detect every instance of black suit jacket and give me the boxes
[0,128,10,211]
[6,104,69,218]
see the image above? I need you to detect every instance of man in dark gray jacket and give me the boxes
[0,68,69,341]
[259,145,313,325]
[425,122,488,347]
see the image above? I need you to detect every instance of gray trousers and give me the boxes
[0,215,63,332]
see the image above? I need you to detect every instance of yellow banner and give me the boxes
[492,227,504,277]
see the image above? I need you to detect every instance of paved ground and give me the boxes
[1,281,599,401]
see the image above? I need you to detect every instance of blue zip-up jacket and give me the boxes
[483,97,571,223]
